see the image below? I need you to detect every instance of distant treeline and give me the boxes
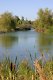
[0,8,53,33]
[0,12,32,32]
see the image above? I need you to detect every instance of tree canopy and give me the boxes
[0,12,16,32]
[0,12,32,32]
[33,8,53,33]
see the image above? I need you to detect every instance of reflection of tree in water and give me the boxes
[38,33,53,57]
[39,34,53,48]
[0,35,18,48]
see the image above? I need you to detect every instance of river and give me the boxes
[0,30,53,65]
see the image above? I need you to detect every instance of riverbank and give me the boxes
[35,28,53,34]
[0,58,53,80]
[0,27,31,34]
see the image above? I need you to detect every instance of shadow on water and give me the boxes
[38,33,53,48]
[37,33,53,59]
[0,35,18,48]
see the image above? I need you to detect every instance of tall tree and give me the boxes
[0,12,16,32]
[33,8,53,33]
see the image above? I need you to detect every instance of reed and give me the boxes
[0,53,53,80]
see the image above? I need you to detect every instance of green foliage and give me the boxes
[33,8,53,33]
[0,57,53,80]
[18,60,34,80]
[0,12,16,32]
[44,61,53,80]
[0,59,34,80]
[0,12,32,32]
[16,19,32,30]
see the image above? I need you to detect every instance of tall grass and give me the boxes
[0,58,34,80]
[0,52,53,80]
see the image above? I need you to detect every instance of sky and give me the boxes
[0,0,53,20]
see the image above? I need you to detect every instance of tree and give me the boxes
[33,8,53,33]
[15,16,20,23]
[0,12,16,32]
[21,16,24,21]
[38,8,53,27]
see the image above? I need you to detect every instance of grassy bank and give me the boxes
[0,57,53,80]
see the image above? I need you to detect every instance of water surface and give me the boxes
[0,30,53,64]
